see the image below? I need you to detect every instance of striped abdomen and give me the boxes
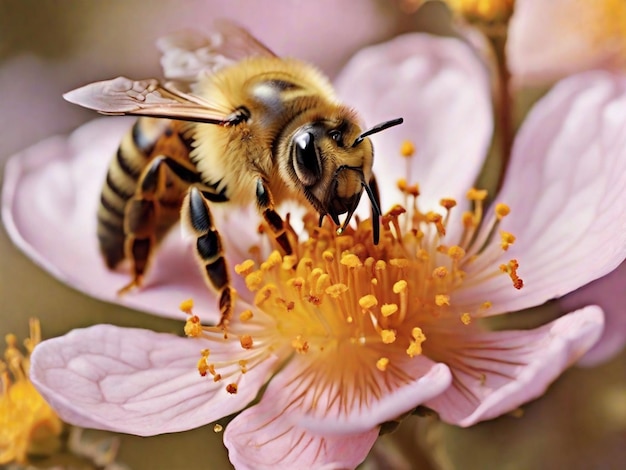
[97,118,195,268]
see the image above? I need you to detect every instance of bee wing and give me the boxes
[63,76,230,124]
[157,20,276,82]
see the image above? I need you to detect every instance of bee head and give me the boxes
[287,115,403,244]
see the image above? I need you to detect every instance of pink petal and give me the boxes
[1,118,258,321]
[335,33,493,213]
[224,394,379,470]
[507,0,626,85]
[559,261,626,366]
[247,351,451,435]
[454,71,626,315]
[425,306,604,427]
[30,324,278,435]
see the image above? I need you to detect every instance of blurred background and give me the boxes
[1,1,624,469]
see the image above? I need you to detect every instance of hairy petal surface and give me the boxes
[425,306,604,427]
[508,0,626,85]
[559,261,626,366]
[335,33,492,213]
[224,396,379,470]
[1,118,257,321]
[454,71,626,315]
[30,324,278,435]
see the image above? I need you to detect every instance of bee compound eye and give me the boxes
[293,131,321,187]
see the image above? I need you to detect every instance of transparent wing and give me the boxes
[157,20,276,82]
[63,76,232,124]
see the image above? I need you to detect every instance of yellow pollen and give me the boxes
[448,245,466,260]
[282,255,298,270]
[467,188,488,201]
[239,310,254,322]
[495,203,511,220]
[390,258,410,269]
[179,298,194,314]
[376,357,390,371]
[481,301,492,310]
[461,312,472,325]
[239,335,253,350]
[393,280,408,294]
[184,315,203,338]
[226,383,238,394]
[500,231,516,251]
[325,283,348,298]
[292,336,310,354]
[341,253,362,268]
[381,304,398,317]
[359,294,378,310]
[234,259,255,276]
[381,329,397,344]
[433,266,448,278]
[261,251,282,271]
[245,270,264,291]
[412,327,426,342]
[435,294,450,307]
[213,424,223,433]
[400,140,416,157]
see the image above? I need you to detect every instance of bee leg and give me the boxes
[119,155,199,295]
[182,187,232,328]
[255,178,293,255]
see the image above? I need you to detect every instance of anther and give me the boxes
[376,357,390,371]
[400,140,415,157]
[239,335,253,349]
[495,203,510,220]
[234,259,255,276]
[226,383,238,394]
[381,304,398,317]
[381,329,397,344]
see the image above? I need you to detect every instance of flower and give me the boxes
[0,319,63,464]
[19,32,626,468]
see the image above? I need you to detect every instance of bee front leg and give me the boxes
[182,187,232,328]
[255,178,294,255]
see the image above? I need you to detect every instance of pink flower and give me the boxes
[9,31,624,468]
[507,0,626,85]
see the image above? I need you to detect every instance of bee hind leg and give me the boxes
[255,178,294,255]
[182,187,232,328]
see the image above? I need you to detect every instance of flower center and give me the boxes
[184,141,523,395]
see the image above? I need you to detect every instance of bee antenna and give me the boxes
[352,117,404,147]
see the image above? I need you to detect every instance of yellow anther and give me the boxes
[375,260,387,271]
[315,273,331,296]
[390,258,410,269]
[481,301,492,310]
[500,231,516,250]
[322,250,335,263]
[397,178,408,192]
[432,266,448,279]
[467,188,488,201]
[254,284,277,306]
[406,184,420,197]
[500,259,524,289]
[282,255,298,270]
[381,329,397,344]
[393,280,408,294]
[238,359,248,373]
[462,211,476,228]
[214,424,223,433]
[197,349,210,376]
[406,341,423,358]
[435,294,450,307]
[292,335,310,353]
[239,335,253,350]
[440,198,457,210]
[412,327,426,342]
[400,140,416,157]
[381,304,398,317]
[359,294,378,309]
[461,312,472,325]
[226,383,238,394]
[325,283,348,298]
[239,310,254,322]
[376,357,390,371]
[245,270,264,291]
[261,251,282,271]
[234,259,255,276]
[447,245,466,260]
[341,253,363,268]
[495,203,511,220]
[179,298,194,314]
[184,315,203,338]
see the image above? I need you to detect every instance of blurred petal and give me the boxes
[1,118,258,321]
[30,324,278,435]
[335,33,493,212]
[454,71,626,315]
[425,306,604,426]
[224,394,379,470]
[507,0,626,85]
[560,261,626,366]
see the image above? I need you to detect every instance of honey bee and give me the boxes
[63,22,403,325]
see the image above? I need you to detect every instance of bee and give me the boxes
[63,22,403,325]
